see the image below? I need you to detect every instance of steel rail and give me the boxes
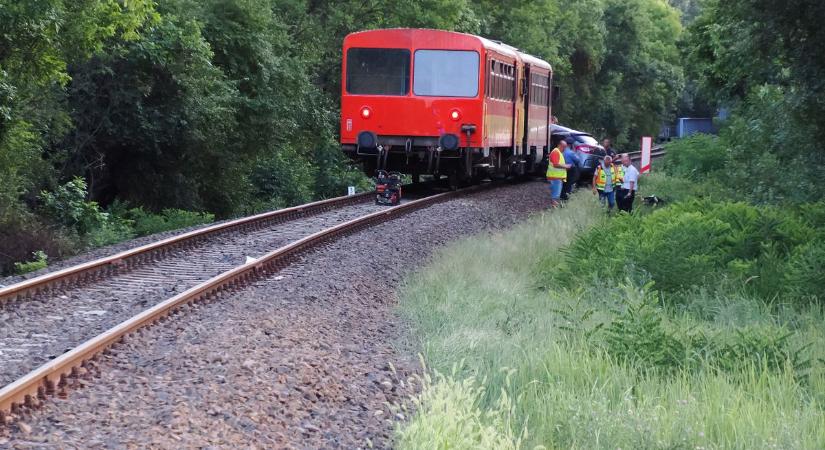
[0,184,480,421]
[0,192,373,305]
[627,146,666,162]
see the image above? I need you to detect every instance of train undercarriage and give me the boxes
[343,142,547,186]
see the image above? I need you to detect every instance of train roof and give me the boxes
[344,28,552,71]
[518,52,552,71]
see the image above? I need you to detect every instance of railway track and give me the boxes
[0,183,483,424]
[0,194,393,389]
[0,192,377,306]
[0,148,668,426]
[628,146,666,162]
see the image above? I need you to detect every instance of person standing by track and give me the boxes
[561,139,581,201]
[592,155,622,212]
[616,153,639,213]
[547,140,571,208]
[602,138,617,159]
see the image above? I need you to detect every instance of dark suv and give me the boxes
[550,125,605,178]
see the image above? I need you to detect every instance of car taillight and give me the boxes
[576,145,592,153]
[361,107,372,119]
[450,109,461,121]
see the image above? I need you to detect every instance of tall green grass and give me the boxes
[396,193,825,449]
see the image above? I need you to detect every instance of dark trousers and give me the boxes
[562,166,580,199]
[616,188,635,213]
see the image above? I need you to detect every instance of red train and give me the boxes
[340,28,557,183]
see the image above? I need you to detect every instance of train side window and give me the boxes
[485,61,490,96]
[529,74,548,106]
[500,64,505,100]
[491,65,496,99]
[504,66,508,100]
[493,63,501,99]
[506,65,513,100]
[510,66,515,100]
[539,75,545,105]
[491,63,496,99]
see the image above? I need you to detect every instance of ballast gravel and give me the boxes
[1,181,551,449]
[0,203,390,388]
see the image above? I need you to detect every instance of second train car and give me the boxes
[340,28,557,183]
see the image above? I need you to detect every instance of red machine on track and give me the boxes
[340,28,557,183]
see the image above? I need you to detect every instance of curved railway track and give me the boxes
[0,194,393,389]
[0,148,666,426]
[0,192,376,306]
[0,184,483,424]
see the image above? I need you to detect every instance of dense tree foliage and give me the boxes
[0,0,688,273]
[678,0,825,203]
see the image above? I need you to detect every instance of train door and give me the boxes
[521,64,531,158]
[483,55,490,145]
[512,63,525,156]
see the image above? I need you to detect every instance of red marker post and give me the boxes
[640,136,653,174]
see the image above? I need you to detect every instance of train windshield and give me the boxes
[346,48,410,96]
[413,50,479,97]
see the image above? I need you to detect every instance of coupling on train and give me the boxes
[340,28,559,183]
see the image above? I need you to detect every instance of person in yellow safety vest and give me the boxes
[591,155,623,211]
[546,140,572,208]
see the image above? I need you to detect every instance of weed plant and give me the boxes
[396,191,825,449]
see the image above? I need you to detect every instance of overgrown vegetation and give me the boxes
[398,35,825,439]
[0,0,685,275]
[397,190,825,448]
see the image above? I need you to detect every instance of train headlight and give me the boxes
[360,107,372,119]
[450,109,461,121]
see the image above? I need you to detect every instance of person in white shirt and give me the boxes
[617,153,639,213]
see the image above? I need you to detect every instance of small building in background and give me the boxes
[659,116,720,142]
[676,117,716,138]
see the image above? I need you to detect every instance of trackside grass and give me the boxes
[395,191,825,449]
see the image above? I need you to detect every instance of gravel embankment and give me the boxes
[0,203,387,387]
[1,181,550,448]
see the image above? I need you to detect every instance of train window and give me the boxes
[530,73,549,106]
[503,65,513,100]
[485,60,496,97]
[346,48,410,96]
[414,50,479,97]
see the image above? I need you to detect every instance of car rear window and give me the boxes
[346,48,410,96]
[574,134,599,146]
[413,50,479,97]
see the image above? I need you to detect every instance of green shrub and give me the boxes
[250,148,316,207]
[594,283,809,378]
[640,172,733,205]
[706,326,810,376]
[313,145,372,198]
[0,212,78,275]
[663,133,728,181]
[559,200,824,302]
[13,250,48,274]
[602,291,688,372]
[39,177,143,248]
[784,241,825,303]
[123,207,214,237]
[85,217,136,247]
[39,177,110,236]
[720,86,825,204]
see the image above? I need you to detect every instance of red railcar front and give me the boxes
[340,28,552,182]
